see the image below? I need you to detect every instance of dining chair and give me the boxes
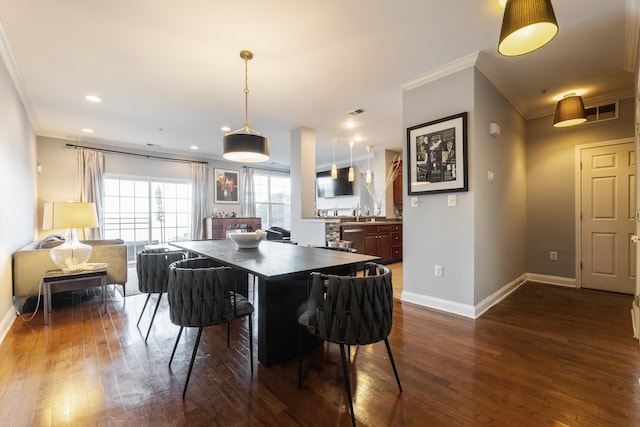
[297,262,402,426]
[136,249,186,341]
[167,257,254,398]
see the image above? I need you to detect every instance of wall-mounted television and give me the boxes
[316,168,354,198]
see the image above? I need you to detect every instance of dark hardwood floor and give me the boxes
[1,276,639,426]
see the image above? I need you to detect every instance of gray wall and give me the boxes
[402,66,528,310]
[472,70,527,303]
[526,97,635,278]
[402,67,476,305]
[0,52,37,338]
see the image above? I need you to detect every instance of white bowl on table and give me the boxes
[228,230,267,249]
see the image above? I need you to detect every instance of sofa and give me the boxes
[12,237,128,302]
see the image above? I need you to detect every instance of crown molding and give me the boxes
[402,51,480,91]
[475,51,529,117]
[0,18,40,131]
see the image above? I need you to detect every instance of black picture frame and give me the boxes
[406,112,468,195]
[214,169,240,203]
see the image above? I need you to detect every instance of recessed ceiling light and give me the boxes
[85,95,101,103]
[344,119,357,129]
[354,134,363,142]
[190,145,199,150]
[221,126,231,132]
[82,128,94,133]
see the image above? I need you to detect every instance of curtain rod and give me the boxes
[242,165,289,173]
[65,143,208,165]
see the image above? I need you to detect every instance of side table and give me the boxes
[42,268,108,325]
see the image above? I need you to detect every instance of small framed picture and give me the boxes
[214,169,239,203]
[407,112,468,195]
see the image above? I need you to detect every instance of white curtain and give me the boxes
[241,167,256,217]
[191,162,208,239]
[77,148,104,239]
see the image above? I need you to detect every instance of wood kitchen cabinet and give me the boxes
[341,222,402,264]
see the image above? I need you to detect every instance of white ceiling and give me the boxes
[0,0,637,169]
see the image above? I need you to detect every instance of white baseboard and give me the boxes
[401,290,476,318]
[0,305,16,345]
[526,273,576,288]
[401,273,572,319]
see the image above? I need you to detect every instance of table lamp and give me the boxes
[43,202,99,272]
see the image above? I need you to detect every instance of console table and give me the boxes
[42,268,108,325]
[203,217,262,239]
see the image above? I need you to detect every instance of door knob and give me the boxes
[632,235,640,244]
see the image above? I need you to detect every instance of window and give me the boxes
[104,178,191,260]
[254,174,291,229]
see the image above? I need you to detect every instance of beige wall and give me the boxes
[0,53,37,341]
[526,97,635,278]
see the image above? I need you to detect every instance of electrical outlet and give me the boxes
[434,264,444,277]
[549,251,558,261]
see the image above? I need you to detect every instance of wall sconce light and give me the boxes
[553,94,587,128]
[498,0,558,56]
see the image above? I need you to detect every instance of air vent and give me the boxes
[348,108,365,116]
[584,101,618,124]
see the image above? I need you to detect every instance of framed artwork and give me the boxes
[406,112,468,195]
[214,169,240,203]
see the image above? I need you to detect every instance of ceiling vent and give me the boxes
[584,101,618,124]
[348,108,365,117]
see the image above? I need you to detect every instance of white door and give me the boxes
[581,142,636,294]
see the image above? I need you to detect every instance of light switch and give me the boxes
[447,195,457,207]
[487,171,495,182]
[411,197,419,207]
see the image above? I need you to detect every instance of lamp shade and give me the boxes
[223,133,270,163]
[50,202,99,229]
[553,95,587,128]
[498,0,558,56]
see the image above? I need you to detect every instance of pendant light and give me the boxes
[365,145,372,184]
[348,140,355,182]
[223,50,270,163]
[553,93,587,128]
[498,0,558,56]
[331,136,338,179]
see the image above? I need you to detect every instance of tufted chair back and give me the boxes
[137,250,187,294]
[305,263,393,346]
[167,257,236,328]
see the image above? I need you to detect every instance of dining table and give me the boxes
[171,239,379,367]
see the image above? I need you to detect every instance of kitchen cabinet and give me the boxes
[203,217,262,239]
[340,222,402,264]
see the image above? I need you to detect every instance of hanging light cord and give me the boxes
[243,54,249,130]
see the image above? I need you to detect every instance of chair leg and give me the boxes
[183,327,204,399]
[169,326,184,366]
[384,338,402,392]
[248,313,254,374]
[144,293,163,342]
[136,293,152,326]
[339,344,356,427]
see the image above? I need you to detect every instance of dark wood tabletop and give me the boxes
[170,240,379,280]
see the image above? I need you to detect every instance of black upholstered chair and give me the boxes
[136,249,186,341]
[297,263,402,426]
[167,257,254,398]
